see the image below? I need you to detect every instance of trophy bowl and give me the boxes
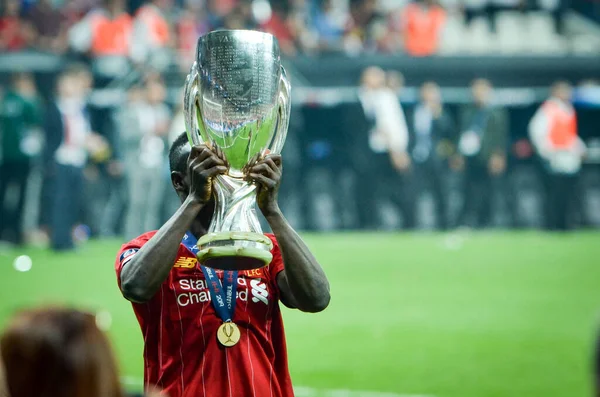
[183,30,291,271]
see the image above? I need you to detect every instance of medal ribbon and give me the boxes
[181,232,238,322]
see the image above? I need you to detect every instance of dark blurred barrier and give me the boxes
[289,55,600,87]
[4,51,600,89]
[574,1,600,24]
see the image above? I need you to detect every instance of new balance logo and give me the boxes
[174,257,198,269]
[250,279,269,305]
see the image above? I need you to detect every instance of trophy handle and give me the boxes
[184,63,207,147]
[270,66,291,155]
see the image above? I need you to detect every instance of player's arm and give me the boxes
[247,154,331,313]
[120,145,227,303]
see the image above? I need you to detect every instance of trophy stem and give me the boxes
[211,175,262,234]
[196,174,273,270]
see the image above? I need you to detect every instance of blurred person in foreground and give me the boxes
[0,73,42,245]
[410,81,455,229]
[0,308,125,397]
[528,81,586,231]
[115,132,330,397]
[346,66,413,229]
[43,69,108,251]
[120,79,171,240]
[455,78,508,228]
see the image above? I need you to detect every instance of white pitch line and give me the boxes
[121,377,436,397]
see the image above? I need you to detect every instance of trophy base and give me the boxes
[196,231,274,271]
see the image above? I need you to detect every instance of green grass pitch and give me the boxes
[0,231,599,397]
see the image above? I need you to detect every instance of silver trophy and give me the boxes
[183,30,291,271]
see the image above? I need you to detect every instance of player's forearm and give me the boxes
[265,209,330,313]
[120,196,202,303]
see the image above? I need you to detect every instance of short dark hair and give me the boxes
[169,132,191,175]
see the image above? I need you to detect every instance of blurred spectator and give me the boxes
[260,2,298,55]
[344,0,387,54]
[73,64,114,236]
[464,0,487,25]
[311,0,347,51]
[223,1,257,30]
[346,66,413,229]
[386,70,405,93]
[392,0,446,56]
[487,0,526,33]
[164,90,186,219]
[0,308,125,397]
[0,73,42,245]
[120,80,171,240]
[410,81,454,229]
[207,0,238,21]
[27,0,68,53]
[528,81,586,231]
[130,0,174,68]
[0,0,36,51]
[69,0,133,58]
[70,62,96,99]
[43,69,106,250]
[177,0,211,71]
[455,79,508,228]
[550,0,569,35]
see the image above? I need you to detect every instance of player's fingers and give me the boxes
[251,158,277,175]
[203,165,228,177]
[190,144,209,158]
[212,144,225,163]
[251,163,281,183]
[189,145,213,164]
[262,157,281,175]
[248,163,278,182]
[190,144,207,155]
[195,155,225,172]
[248,173,276,189]
[265,154,282,168]
[243,152,261,173]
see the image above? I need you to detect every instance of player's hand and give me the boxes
[188,144,228,205]
[245,153,282,217]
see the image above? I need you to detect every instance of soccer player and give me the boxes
[115,132,330,397]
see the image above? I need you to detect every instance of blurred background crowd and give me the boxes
[1,0,599,59]
[0,0,600,251]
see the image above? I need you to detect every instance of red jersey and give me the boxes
[115,232,294,397]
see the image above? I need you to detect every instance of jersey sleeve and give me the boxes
[114,232,154,290]
[266,233,285,281]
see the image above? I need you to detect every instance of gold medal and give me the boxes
[217,322,241,347]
